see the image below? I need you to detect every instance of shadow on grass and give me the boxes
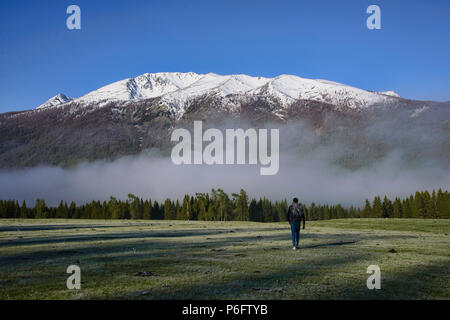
[0,228,261,248]
[0,224,131,233]
[301,241,356,249]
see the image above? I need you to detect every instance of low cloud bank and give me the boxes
[2,113,449,207]
[1,148,448,207]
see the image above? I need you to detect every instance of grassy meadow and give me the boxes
[0,218,448,299]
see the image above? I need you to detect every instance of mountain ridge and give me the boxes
[35,72,402,118]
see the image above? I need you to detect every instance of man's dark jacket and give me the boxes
[287,204,306,223]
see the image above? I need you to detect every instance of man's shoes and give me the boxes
[292,246,297,250]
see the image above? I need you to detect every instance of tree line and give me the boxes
[0,189,449,221]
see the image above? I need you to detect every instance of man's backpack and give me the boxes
[290,204,303,222]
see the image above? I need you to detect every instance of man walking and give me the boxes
[287,198,306,250]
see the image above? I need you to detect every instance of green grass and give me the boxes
[0,218,449,300]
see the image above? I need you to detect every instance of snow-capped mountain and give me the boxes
[37,94,72,109]
[36,72,401,118]
[2,72,448,169]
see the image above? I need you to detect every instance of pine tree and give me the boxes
[206,202,215,221]
[436,189,449,219]
[232,189,249,221]
[248,199,259,222]
[336,204,345,219]
[413,192,426,218]
[12,201,20,218]
[323,205,330,220]
[128,194,142,220]
[67,202,76,219]
[108,197,121,219]
[308,202,316,221]
[362,199,372,218]
[278,200,288,221]
[405,195,413,218]
[0,201,5,218]
[151,201,160,219]
[191,196,199,220]
[372,196,383,218]
[180,195,191,220]
[422,191,432,219]
[382,196,393,218]
[197,198,207,221]
[427,190,436,218]
[175,200,181,220]
[164,199,174,220]
[56,200,69,219]
[393,198,402,218]
[402,198,412,218]
[20,200,28,219]
[92,201,103,219]
[261,198,272,222]
[35,199,47,219]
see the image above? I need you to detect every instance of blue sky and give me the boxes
[0,0,449,112]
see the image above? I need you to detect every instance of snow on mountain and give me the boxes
[77,72,204,104]
[35,72,401,116]
[410,105,430,118]
[36,94,72,109]
[250,75,395,109]
[379,91,401,98]
[155,73,273,118]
